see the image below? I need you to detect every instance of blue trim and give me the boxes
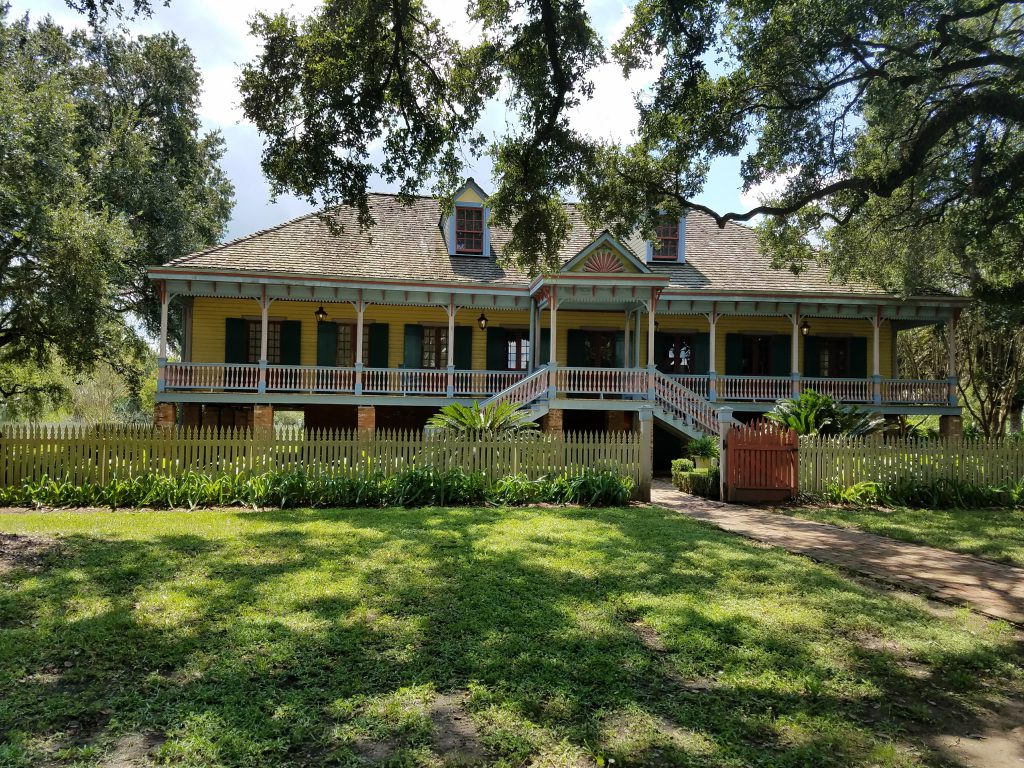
[646,214,686,263]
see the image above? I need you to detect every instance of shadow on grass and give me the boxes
[0,504,1020,767]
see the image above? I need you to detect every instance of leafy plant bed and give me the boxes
[0,505,1020,767]
[0,467,633,510]
[670,459,720,499]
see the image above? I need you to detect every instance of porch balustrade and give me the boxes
[159,362,951,406]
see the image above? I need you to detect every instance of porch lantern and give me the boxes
[800,319,811,336]
[477,312,488,330]
[314,305,328,323]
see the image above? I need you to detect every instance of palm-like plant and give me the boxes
[426,401,540,436]
[767,389,888,437]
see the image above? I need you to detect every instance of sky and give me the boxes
[14,0,768,243]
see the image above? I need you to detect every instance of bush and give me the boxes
[673,458,695,474]
[823,477,1024,509]
[686,435,719,459]
[671,466,720,500]
[1,467,634,510]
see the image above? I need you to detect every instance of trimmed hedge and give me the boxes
[0,467,635,510]
[671,460,720,500]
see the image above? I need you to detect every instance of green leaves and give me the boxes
[426,401,540,436]
[767,389,889,436]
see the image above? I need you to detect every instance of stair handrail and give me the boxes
[482,365,549,410]
[654,371,719,433]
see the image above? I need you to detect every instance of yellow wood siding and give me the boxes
[190,298,892,376]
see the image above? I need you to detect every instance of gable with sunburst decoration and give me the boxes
[583,247,625,273]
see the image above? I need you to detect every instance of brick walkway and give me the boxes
[651,482,1024,625]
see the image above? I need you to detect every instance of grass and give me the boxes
[0,504,1020,767]
[776,504,1024,566]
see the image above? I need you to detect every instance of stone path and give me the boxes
[651,482,1024,625]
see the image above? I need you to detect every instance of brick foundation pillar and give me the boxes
[253,404,274,433]
[606,410,630,433]
[541,408,564,436]
[182,403,202,428]
[357,405,376,436]
[939,414,963,439]
[154,402,176,428]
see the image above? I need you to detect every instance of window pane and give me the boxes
[336,324,353,366]
[652,217,679,259]
[248,321,281,364]
[455,206,484,254]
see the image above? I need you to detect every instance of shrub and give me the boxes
[672,466,720,500]
[3,466,633,510]
[686,436,719,460]
[672,458,695,475]
[767,389,888,436]
[823,477,1024,509]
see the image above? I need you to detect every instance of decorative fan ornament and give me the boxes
[584,249,624,273]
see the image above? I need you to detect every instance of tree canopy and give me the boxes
[0,9,232,414]
[241,0,1024,287]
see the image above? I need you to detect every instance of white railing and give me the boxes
[483,366,550,410]
[716,375,793,401]
[668,374,710,398]
[265,365,356,392]
[556,367,649,396]
[454,370,527,397]
[882,379,949,405]
[654,372,719,433]
[361,368,448,395]
[163,362,260,391]
[801,377,873,403]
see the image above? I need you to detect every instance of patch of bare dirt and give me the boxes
[428,691,485,766]
[351,736,402,764]
[100,732,165,768]
[628,620,717,692]
[930,698,1024,768]
[0,533,59,573]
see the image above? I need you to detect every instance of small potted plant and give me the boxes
[686,435,719,470]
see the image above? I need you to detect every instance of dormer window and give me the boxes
[652,217,680,260]
[455,206,484,254]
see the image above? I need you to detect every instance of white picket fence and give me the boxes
[799,435,1024,494]
[0,423,642,487]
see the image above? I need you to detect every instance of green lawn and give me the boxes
[0,505,1021,767]
[775,505,1024,567]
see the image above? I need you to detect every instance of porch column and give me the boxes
[871,308,882,404]
[548,287,558,398]
[527,298,536,371]
[446,296,456,397]
[157,283,169,393]
[790,306,801,397]
[258,287,270,394]
[623,309,631,368]
[646,289,657,399]
[707,303,718,401]
[947,310,959,406]
[354,292,365,395]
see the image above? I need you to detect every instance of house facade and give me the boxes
[148,179,965,461]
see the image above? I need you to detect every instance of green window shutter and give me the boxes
[538,328,551,364]
[280,320,302,365]
[368,323,389,367]
[566,329,586,367]
[725,334,744,375]
[614,331,625,368]
[316,322,338,366]
[850,337,868,378]
[803,336,821,377]
[485,327,507,370]
[771,334,791,376]
[454,326,472,369]
[225,318,249,364]
[693,333,710,374]
[403,324,423,368]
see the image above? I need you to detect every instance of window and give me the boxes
[335,324,371,366]
[422,326,448,368]
[506,331,530,370]
[741,335,773,375]
[455,206,484,254]
[820,338,851,378]
[662,333,694,373]
[652,217,679,260]
[247,320,281,364]
[583,331,617,368]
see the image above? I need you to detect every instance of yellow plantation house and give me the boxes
[148,178,965,464]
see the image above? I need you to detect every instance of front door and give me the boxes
[741,335,773,375]
[583,331,617,367]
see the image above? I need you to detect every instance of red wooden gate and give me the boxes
[724,420,798,503]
